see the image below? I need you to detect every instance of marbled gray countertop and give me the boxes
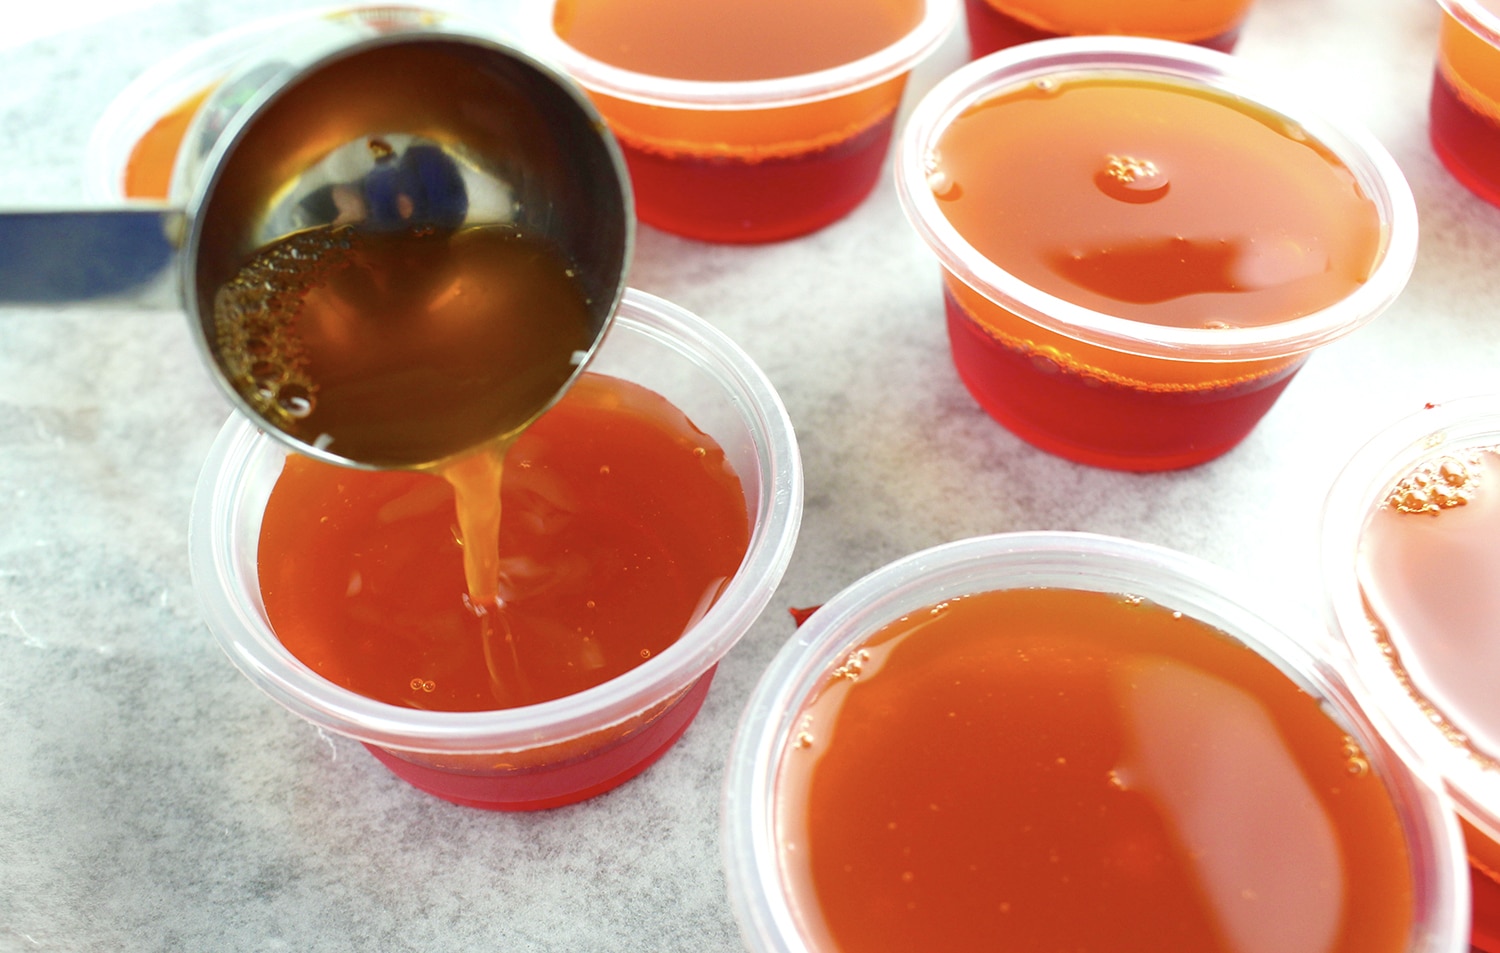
[2,0,1498,950]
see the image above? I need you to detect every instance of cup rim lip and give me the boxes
[723,530,1469,953]
[542,0,961,109]
[1321,393,1500,841]
[893,36,1420,363]
[1437,0,1500,46]
[189,287,804,754]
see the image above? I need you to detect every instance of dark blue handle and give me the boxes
[0,208,182,304]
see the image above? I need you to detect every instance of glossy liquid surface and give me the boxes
[1357,445,1500,951]
[555,0,922,241]
[213,224,594,469]
[122,86,211,199]
[776,588,1414,953]
[258,373,751,712]
[553,0,923,82]
[964,0,1244,56]
[931,76,1381,330]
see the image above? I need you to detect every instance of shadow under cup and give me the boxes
[724,532,1469,953]
[189,289,803,811]
[895,38,1419,472]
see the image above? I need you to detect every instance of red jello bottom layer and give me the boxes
[1472,853,1500,953]
[1430,69,1500,209]
[620,114,897,244]
[962,0,1242,58]
[365,666,716,811]
[944,290,1302,471]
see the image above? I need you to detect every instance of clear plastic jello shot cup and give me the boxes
[86,7,379,201]
[725,532,1468,953]
[1429,0,1500,207]
[895,37,1418,471]
[546,0,960,244]
[1322,396,1500,952]
[963,0,1258,60]
[190,289,803,811]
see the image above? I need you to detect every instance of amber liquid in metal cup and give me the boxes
[1430,0,1500,207]
[963,0,1256,58]
[1325,398,1500,952]
[896,40,1417,471]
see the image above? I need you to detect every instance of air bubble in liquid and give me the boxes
[1095,154,1170,204]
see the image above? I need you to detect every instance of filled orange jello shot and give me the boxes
[192,291,803,811]
[725,534,1469,953]
[896,38,1417,471]
[548,0,959,243]
[1323,396,1500,952]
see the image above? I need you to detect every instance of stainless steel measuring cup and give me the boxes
[0,7,634,470]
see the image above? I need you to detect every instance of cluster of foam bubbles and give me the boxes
[1385,451,1486,515]
[214,227,354,428]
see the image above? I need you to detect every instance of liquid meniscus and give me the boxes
[776,588,1415,953]
[257,373,751,712]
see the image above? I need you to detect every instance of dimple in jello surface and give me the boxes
[774,587,1416,952]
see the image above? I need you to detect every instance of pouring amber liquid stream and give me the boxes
[214,220,599,704]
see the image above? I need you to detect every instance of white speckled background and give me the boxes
[2,0,1498,950]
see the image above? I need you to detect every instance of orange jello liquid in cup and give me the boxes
[1430,0,1500,207]
[549,0,958,243]
[256,372,751,807]
[896,39,1417,471]
[1323,397,1500,952]
[964,0,1256,59]
[724,534,1470,953]
[191,290,804,812]
[121,85,213,199]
